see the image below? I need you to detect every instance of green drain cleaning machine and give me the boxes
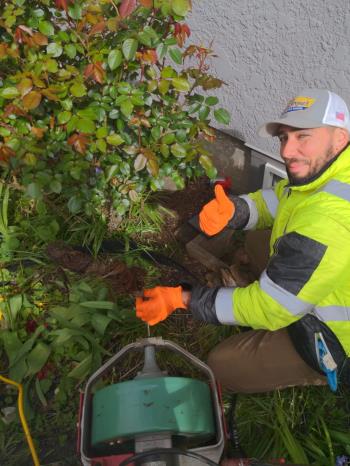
[78,337,225,466]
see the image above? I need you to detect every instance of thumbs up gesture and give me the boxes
[199,184,235,236]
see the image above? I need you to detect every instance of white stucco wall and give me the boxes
[188,0,350,159]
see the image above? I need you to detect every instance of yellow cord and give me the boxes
[0,374,40,466]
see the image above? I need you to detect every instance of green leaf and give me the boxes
[108,49,123,70]
[26,182,42,200]
[158,79,170,95]
[106,133,124,146]
[46,58,58,73]
[122,38,138,61]
[161,66,176,78]
[78,106,101,121]
[8,295,23,322]
[35,378,47,407]
[26,342,51,376]
[156,43,168,60]
[205,96,219,106]
[80,301,115,309]
[171,0,190,16]
[134,153,147,171]
[169,48,183,65]
[161,133,176,144]
[77,118,95,134]
[96,139,107,153]
[106,164,119,181]
[67,196,82,213]
[50,180,62,193]
[117,82,132,94]
[131,95,144,106]
[199,105,210,121]
[115,95,129,105]
[199,154,213,172]
[1,87,20,99]
[47,43,63,58]
[151,127,161,140]
[96,127,108,138]
[120,100,134,117]
[64,44,77,59]
[171,77,190,92]
[68,3,83,20]
[171,143,187,158]
[57,111,72,124]
[70,82,87,97]
[38,20,54,36]
[214,108,231,125]
[91,314,112,335]
[67,354,92,379]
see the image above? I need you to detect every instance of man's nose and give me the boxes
[280,136,298,159]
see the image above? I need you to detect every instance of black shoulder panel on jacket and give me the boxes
[267,231,327,295]
[228,196,250,229]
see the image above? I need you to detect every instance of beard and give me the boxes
[286,146,336,185]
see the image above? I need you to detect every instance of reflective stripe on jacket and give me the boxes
[222,145,350,356]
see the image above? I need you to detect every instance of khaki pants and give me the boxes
[207,230,327,393]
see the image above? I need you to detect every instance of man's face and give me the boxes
[277,126,339,183]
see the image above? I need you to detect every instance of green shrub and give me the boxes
[0,0,230,243]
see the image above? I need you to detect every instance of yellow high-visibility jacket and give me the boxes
[233,145,350,358]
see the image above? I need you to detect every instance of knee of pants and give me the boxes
[207,344,236,382]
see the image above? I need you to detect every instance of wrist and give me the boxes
[181,290,191,308]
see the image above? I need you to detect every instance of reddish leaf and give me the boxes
[173,23,191,48]
[22,91,42,110]
[41,88,60,101]
[32,32,48,46]
[0,145,16,163]
[89,21,106,36]
[119,0,137,18]
[139,0,153,7]
[3,104,28,119]
[14,27,26,44]
[31,127,46,139]
[17,78,33,97]
[141,49,157,64]
[0,43,8,58]
[84,62,105,84]
[83,63,94,80]
[18,25,33,36]
[55,0,73,11]
[68,133,90,154]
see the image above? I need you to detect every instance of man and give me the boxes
[136,88,350,393]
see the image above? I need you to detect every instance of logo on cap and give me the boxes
[283,96,315,114]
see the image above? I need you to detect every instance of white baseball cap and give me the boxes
[259,89,350,137]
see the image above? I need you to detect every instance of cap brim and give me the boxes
[258,116,328,138]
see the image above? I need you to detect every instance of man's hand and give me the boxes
[199,184,235,236]
[136,286,188,326]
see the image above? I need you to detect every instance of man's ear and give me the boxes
[333,127,350,153]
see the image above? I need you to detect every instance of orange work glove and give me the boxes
[135,286,187,326]
[199,184,235,236]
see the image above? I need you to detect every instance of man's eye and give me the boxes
[298,133,309,139]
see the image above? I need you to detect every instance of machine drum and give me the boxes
[91,376,215,447]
